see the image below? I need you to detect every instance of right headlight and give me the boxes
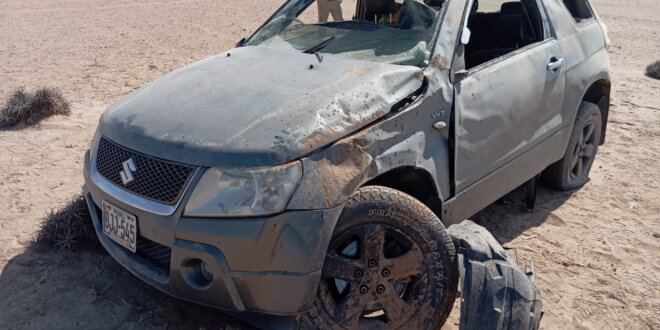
[184,161,302,217]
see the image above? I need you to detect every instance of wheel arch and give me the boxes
[580,78,611,145]
[362,166,443,219]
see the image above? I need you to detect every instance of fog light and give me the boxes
[200,260,214,282]
[182,258,213,289]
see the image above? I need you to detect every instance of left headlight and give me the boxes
[184,161,303,217]
[88,129,101,160]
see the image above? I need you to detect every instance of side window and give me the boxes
[475,0,514,13]
[464,0,547,69]
[562,0,594,23]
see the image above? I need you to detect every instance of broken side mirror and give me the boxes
[236,38,246,47]
[455,69,469,82]
[461,27,471,45]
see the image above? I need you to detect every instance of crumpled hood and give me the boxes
[100,46,423,167]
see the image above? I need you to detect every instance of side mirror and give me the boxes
[236,38,246,47]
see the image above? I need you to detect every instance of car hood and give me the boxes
[99,46,424,167]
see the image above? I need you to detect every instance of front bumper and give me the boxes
[83,150,342,317]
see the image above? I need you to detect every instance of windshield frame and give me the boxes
[242,0,451,68]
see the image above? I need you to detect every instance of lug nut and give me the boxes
[381,268,390,277]
[368,259,377,268]
[376,284,385,294]
[355,269,364,278]
[359,285,369,294]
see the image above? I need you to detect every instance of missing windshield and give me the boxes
[246,0,447,67]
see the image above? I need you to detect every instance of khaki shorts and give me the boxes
[317,0,344,22]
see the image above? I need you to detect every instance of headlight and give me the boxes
[184,161,302,217]
[89,129,101,160]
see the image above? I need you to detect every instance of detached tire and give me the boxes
[301,186,458,330]
[543,102,602,191]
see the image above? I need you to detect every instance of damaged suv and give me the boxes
[83,0,611,328]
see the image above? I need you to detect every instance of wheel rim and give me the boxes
[570,121,597,181]
[318,223,427,329]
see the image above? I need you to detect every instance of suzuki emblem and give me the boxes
[120,158,137,186]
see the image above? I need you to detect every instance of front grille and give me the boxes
[95,137,195,204]
[137,236,172,272]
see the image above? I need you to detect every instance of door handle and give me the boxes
[547,58,565,72]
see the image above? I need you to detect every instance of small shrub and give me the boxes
[34,194,99,250]
[646,60,660,80]
[0,87,70,128]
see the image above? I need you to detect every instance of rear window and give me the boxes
[562,0,594,22]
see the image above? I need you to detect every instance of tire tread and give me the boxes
[542,101,602,190]
[338,186,458,328]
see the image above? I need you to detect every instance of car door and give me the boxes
[453,1,566,200]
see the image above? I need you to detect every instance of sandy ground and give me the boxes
[0,0,658,329]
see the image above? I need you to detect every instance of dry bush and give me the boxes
[34,194,100,250]
[646,60,660,80]
[0,87,70,128]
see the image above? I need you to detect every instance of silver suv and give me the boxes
[83,0,610,328]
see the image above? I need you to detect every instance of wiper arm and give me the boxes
[303,36,336,54]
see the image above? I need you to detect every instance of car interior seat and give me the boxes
[360,0,397,22]
[424,0,445,8]
[465,1,539,69]
[495,2,524,48]
[398,0,438,30]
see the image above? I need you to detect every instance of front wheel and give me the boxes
[301,186,458,330]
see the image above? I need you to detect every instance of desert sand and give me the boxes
[0,0,658,329]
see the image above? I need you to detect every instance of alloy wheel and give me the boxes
[570,120,597,181]
[318,223,427,329]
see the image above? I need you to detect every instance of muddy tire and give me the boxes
[300,186,458,330]
[542,102,602,191]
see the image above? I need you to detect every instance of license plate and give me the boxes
[102,201,138,252]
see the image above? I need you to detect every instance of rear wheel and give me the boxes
[301,186,457,329]
[543,102,602,190]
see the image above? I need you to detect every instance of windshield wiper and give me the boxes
[303,36,335,54]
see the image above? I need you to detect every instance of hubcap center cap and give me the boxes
[359,267,391,291]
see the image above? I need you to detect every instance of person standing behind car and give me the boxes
[317,0,344,22]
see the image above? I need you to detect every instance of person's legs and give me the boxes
[317,0,331,22]
[329,0,344,21]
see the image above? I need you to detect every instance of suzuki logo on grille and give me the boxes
[120,158,137,186]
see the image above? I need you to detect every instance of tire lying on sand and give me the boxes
[543,101,602,191]
[301,186,458,329]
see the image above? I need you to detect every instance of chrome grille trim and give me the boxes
[95,137,196,205]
